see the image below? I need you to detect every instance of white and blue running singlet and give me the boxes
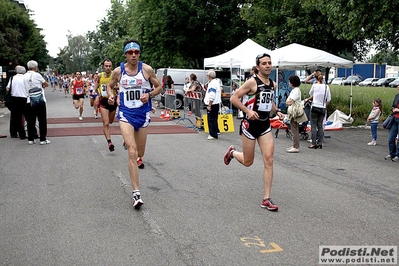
[117,61,152,130]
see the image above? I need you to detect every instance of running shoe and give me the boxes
[132,193,144,209]
[40,140,51,145]
[137,157,144,169]
[108,142,115,152]
[367,141,376,146]
[261,198,279,211]
[223,145,236,165]
[28,140,36,145]
[392,156,399,162]
[79,116,83,121]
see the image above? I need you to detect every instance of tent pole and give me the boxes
[349,68,353,117]
[275,67,279,110]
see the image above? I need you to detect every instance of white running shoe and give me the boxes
[367,141,376,146]
[28,140,36,145]
[79,117,83,121]
[40,140,51,145]
[132,193,144,209]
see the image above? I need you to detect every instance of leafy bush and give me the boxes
[299,84,398,126]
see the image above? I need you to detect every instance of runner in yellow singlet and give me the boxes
[94,59,118,152]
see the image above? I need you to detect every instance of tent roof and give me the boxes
[204,39,272,69]
[271,43,354,69]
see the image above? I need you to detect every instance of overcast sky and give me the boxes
[24,0,112,57]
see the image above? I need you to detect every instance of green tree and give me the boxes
[239,0,353,56]
[0,0,49,69]
[126,0,252,69]
[86,0,128,69]
[60,33,93,73]
[318,0,399,59]
[369,50,399,66]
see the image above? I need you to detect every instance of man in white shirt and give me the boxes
[23,60,50,145]
[6,65,27,139]
[204,70,222,140]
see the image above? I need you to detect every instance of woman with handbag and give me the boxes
[285,75,306,153]
[304,74,331,149]
[385,85,399,162]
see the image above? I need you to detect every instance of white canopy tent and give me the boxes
[270,43,355,118]
[204,39,272,112]
[204,38,272,69]
[271,43,354,69]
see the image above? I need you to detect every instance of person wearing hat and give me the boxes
[106,39,162,209]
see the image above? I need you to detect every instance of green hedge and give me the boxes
[299,84,398,126]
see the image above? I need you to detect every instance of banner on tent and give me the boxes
[276,70,296,114]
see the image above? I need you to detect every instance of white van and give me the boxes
[154,68,207,109]
[154,68,238,109]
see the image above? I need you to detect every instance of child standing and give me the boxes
[367,98,382,146]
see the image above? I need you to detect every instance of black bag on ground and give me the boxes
[311,106,325,115]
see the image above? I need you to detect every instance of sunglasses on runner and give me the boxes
[126,50,140,55]
[256,53,271,65]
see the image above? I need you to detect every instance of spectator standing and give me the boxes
[6,65,27,139]
[366,98,382,146]
[166,75,174,90]
[304,74,331,149]
[185,73,203,112]
[246,66,258,81]
[204,70,222,140]
[231,83,238,116]
[304,69,323,84]
[23,60,50,145]
[223,53,284,211]
[385,85,399,162]
[285,75,305,153]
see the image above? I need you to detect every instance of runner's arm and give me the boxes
[143,64,162,99]
[107,67,121,103]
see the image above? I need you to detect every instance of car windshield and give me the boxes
[364,78,373,82]
[333,78,341,81]
[346,76,357,80]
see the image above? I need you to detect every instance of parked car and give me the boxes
[343,75,362,86]
[359,78,379,86]
[330,77,345,85]
[371,79,381,86]
[388,78,399,87]
[372,77,396,87]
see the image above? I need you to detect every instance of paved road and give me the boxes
[0,89,398,265]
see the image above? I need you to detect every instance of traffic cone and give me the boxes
[164,109,170,121]
[160,109,165,118]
